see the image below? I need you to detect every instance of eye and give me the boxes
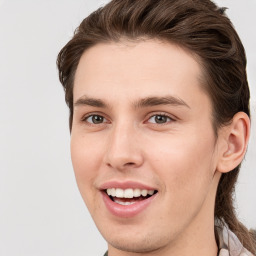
[148,114,173,124]
[84,114,107,124]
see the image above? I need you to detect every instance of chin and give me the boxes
[100,225,175,254]
[107,236,166,254]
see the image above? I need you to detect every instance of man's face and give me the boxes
[71,40,221,254]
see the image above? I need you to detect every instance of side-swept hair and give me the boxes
[57,0,255,253]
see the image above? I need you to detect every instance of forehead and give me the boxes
[73,40,208,108]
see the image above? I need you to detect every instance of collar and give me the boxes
[216,219,254,256]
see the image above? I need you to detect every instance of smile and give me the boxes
[102,186,158,217]
[106,188,156,205]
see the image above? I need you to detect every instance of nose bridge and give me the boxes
[104,119,143,170]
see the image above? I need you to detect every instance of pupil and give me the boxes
[155,115,167,124]
[92,115,103,124]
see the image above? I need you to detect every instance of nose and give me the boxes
[103,122,144,171]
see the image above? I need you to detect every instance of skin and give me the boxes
[70,40,250,256]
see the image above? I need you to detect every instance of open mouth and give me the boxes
[105,188,158,206]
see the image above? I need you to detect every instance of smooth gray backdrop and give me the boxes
[0,0,255,255]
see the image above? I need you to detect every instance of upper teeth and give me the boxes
[106,188,155,198]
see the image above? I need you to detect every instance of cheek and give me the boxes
[146,130,217,200]
[149,136,216,229]
[70,133,104,203]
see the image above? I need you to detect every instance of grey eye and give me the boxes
[87,115,105,124]
[148,115,171,124]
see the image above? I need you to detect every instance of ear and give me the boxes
[217,112,250,173]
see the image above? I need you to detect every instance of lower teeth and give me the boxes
[111,195,151,205]
[114,199,136,206]
[108,191,157,206]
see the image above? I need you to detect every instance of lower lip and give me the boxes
[101,191,157,218]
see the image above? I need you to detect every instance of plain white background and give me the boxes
[0,0,255,255]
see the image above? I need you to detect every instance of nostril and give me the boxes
[125,162,136,166]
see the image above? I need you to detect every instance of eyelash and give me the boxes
[81,113,109,126]
[81,112,176,126]
[146,113,175,125]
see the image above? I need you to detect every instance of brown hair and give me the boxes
[57,0,255,253]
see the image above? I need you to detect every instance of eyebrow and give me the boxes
[134,96,190,109]
[74,96,108,108]
[74,95,190,109]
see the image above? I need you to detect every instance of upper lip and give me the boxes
[99,180,158,191]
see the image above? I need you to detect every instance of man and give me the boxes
[57,0,256,255]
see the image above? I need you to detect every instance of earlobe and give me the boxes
[217,112,250,174]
